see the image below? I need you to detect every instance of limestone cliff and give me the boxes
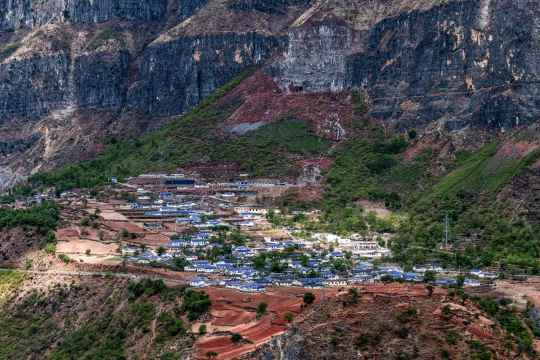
[1,0,540,188]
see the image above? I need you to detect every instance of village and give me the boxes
[18,166,495,294]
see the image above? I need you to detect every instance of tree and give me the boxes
[256,302,268,317]
[157,246,166,256]
[300,254,309,267]
[456,274,465,288]
[206,351,218,359]
[80,217,90,227]
[199,324,207,335]
[253,254,267,270]
[423,270,436,283]
[230,333,243,343]
[347,288,359,305]
[284,312,294,323]
[172,257,188,271]
[303,292,315,305]
[426,284,434,297]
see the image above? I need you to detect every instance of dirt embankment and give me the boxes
[0,227,46,266]
[248,284,526,360]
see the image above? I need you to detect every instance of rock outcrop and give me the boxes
[346,0,540,130]
[0,0,168,31]
[1,0,540,187]
[129,33,284,116]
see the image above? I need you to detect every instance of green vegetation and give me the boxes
[396,306,418,324]
[256,302,268,317]
[0,271,25,305]
[319,121,432,235]
[476,298,534,353]
[432,144,540,198]
[157,311,185,341]
[182,289,211,321]
[87,27,126,50]
[49,302,156,359]
[391,142,540,270]
[303,292,315,305]
[284,312,294,323]
[230,333,243,343]
[0,202,59,234]
[26,71,328,192]
[0,279,195,360]
[128,278,167,300]
[57,254,71,264]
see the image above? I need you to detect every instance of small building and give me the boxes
[233,206,269,215]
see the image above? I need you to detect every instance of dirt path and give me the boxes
[0,268,187,286]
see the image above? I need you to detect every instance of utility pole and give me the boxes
[444,213,449,249]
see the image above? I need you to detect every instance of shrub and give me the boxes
[158,312,185,339]
[284,312,294,323]
[230,333,243,343]
[256,302,268,317]
[182,289,211,321]
[45,243,56,255]
[199,324,207,335]
[303,292,315,305]
[128,279,167,300]
[397,307,418,324]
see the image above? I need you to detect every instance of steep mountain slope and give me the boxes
[0,272,535,360]
[0,0,540,189]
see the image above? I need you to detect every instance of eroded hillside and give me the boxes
[0,271,535,360]
[0,0,539,190]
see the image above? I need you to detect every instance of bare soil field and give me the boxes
[56,239,118,256]
[491,278,540,308]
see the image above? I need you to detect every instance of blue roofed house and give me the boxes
[190,276,209,288]
[403,272,422,282]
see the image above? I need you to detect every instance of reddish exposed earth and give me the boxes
[192,283,533,360]
[193,284,451,360]
[220,71,354,141]
[194,287,335,359]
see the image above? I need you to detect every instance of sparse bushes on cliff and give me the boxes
[182,289,211,321]
[128,279,167,300]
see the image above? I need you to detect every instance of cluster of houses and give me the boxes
[125,236,489,292]
[183,259,489,292]
[118,173,496,293]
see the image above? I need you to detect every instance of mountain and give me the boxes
[0,271,534,360]
[0,0,539,187]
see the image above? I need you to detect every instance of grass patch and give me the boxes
[87,28,126,50]
[0,202,59,234]
[0,270,25,305]
[0,43,20,62]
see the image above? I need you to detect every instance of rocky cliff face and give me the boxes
[346,0,540,131]
[272,18,354,93]
[1,0,540,187]
[129,33,284,116]
[0,0,301,187]
[0,0,168,31]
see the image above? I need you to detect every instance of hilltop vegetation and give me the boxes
[0,202,59,235]
[0,277,209,360]
[391,142,540,270]
[27,72,329,193]
[9,73,540,272]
